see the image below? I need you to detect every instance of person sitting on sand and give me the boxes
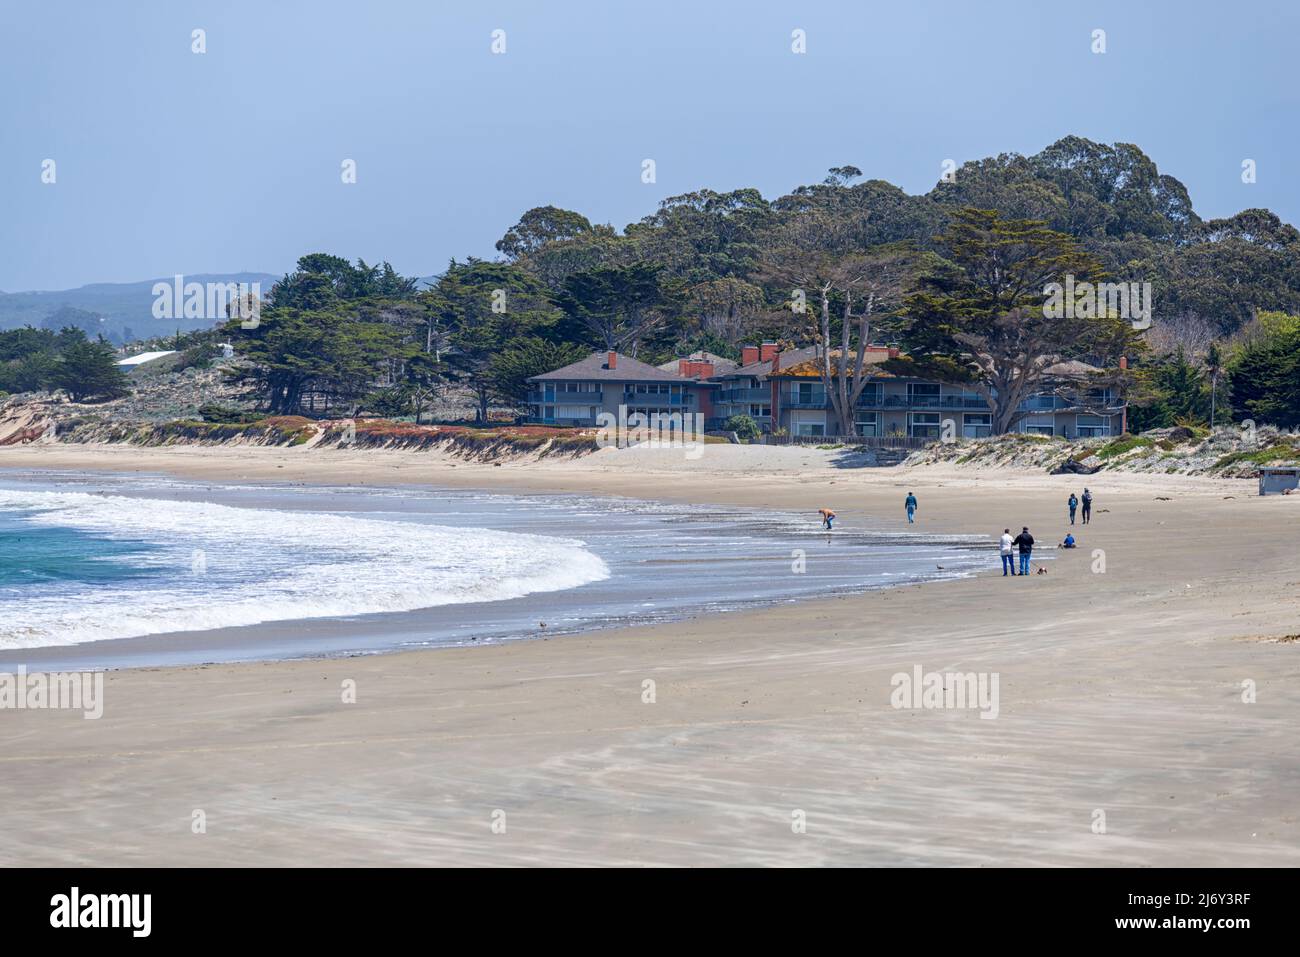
[1061,533,1076,549]
[818,508,836,530]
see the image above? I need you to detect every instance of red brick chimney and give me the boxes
[679,359,714,378]
[759,341,778,362]
[607,351,617,370]
[741,345,759,366]
[770,349,781,373]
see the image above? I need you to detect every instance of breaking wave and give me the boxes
[0,489,610,648]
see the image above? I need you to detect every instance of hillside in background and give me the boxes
[0,272,279,343]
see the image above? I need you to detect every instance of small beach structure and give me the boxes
[116,350,177,368]
[1258,466,1300,496]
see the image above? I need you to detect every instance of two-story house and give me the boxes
[527,351,715,426]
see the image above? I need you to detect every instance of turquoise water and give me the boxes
[0,507,164,587]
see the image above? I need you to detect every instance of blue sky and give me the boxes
[2,0,1296,291]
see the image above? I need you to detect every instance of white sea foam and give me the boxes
[0,489,610,648]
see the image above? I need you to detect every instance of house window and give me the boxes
[908,383,940,407]
[796,423,825,437]
[856,384,882,406]
[1022,394,1060,411]
[796,382,817,404]
[909,412,941,438]
[1076,414,1109,438]
[855,411,878,437]
[963,413,992,439]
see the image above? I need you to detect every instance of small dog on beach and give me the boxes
[1035,567,1048,575]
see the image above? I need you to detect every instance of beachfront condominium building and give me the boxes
[764,350,1123,439]
[527,344,1123,438]
[526,350,716,426]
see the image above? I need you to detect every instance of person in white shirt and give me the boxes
[999,528,1016,576]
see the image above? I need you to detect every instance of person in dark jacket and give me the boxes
[1068,493,1078,525]
[904,492,918,524]
[1081,488,1093,524]
[1013,527,1035,576]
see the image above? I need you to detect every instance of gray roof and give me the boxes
[657,352,739,377]
[656,352,738,375]
[723,345,821,379]
[530,351,696,383]
[1043,359,1105,377]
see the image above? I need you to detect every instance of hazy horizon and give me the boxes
[3,0,1297,291]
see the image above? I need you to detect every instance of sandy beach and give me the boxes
[1,442,1298,866]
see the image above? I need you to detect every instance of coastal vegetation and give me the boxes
[0,326,129,402]
[5,137,1300,432]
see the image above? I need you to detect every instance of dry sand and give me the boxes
[1,442,1297,866]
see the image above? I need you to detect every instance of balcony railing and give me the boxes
[782,393,988,410]
[622,392,691,406]
[529,390,603,404]
[717,388,770,402]
[1018,394,1117,412]
[526,416,600,427]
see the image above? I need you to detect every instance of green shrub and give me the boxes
[197,403,262,424]
[723,414,761,442]
[1095,434,1153,459]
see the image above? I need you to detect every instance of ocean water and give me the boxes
[0,470,993,668]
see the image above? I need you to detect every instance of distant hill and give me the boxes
[0,273,280,343]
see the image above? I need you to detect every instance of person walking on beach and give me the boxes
[1068,492,1078,525]
[999,528,1016,576]
[905,492,918,524]
[1013,526,1035,576]
[1081,488,1093,524]
[818,508,836,530]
